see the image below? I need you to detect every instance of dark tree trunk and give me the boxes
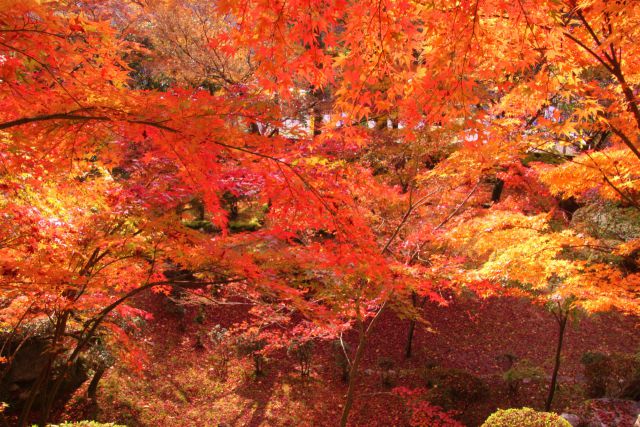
[405,292,424,359]
[312,88,324,136]
[248,122,260,134]
[491,178,504,203]
[340,320,366,427]
[545,311,568,411]
[405,292,419,359]
[405,320,416,359]
[87,367,106,400]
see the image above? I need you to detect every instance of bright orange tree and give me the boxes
[1,0,639,425]
[435,0,640,411]
[0,2,402,424]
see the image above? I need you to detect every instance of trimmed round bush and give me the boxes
[481,407,571,427]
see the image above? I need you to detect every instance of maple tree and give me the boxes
[1,0,639,426]
[434,0,640,412]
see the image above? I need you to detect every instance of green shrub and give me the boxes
[581,351,611,398]
[208,325,232,375]
[287,339,314,377]
[609,352,640,398]
[182,219,218,233]
[332,339,351,382]
[235,333,267,376]
[503,359,544,397]
[377,356,396,388]
[424,367,488,410]
[481,408,571,427]
[495,353,518,371]
[194,306,206,324]
[581,351,640,398]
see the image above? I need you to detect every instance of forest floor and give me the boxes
[61,293,640,427]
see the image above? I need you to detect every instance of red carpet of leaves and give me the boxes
[67,293,639,426]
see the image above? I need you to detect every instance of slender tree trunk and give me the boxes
[545,312,568,411]
[340,320,366,427]
[87,367,106,399]
[405,319,416,359]
[405,292,418,359]
[491,178,504,203]
[311,88,324,136]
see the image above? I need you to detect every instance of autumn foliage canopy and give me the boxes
[0,0,639,425]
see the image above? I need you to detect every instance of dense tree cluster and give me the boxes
[0,0,639,425]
